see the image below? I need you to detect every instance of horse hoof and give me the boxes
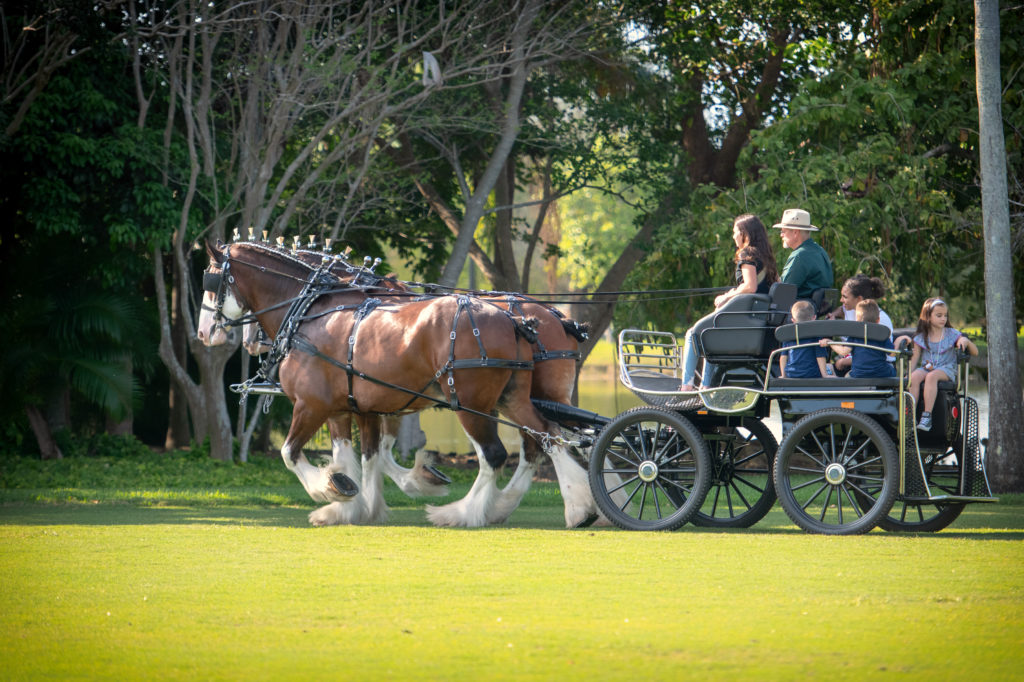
[328,472,359,497]
[574,512,599,529]
[424,465,452,485]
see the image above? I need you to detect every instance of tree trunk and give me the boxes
[164,267,191,449]
[975,0,1024,491]
[492,158,521,291]
[25,405,62,460]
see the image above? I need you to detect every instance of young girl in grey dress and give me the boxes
[904,298,978,431]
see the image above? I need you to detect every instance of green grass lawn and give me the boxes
[1,454,1023,681]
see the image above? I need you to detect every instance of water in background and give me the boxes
[417,365,991,454]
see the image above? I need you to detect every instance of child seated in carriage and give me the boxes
[820,299,896,379]
[895,297,978,431]
[779,300,828,378]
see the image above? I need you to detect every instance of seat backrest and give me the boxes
[810,287,839,317]
[767,282,797,326]
[775,320,891,344]
[699,293,772,357]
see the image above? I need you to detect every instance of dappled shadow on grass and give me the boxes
[0,503,313,527]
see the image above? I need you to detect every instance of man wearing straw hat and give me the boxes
[773,208,833,300]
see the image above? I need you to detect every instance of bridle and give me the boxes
[201,244,251,335]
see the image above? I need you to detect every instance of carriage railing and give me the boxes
[617,329,761,412]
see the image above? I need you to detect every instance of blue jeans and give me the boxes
[681,316,715,387]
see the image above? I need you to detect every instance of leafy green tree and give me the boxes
[1,47,170,456]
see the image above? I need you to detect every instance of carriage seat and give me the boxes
[773,320,904,388]
[698,282,797,358]
[808,287,839,317]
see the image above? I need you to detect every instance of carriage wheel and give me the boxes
[588,407,711,531]
[691,419,777,528]
[877,448,965,532]
[774,408,897,535]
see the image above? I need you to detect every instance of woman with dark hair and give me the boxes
[828,274,894,374]
[679,214,780,391]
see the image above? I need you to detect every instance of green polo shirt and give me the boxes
[782,239,833,298]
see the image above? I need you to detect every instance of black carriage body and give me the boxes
[608,300,995,535]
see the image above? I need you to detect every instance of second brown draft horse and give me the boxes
[197,241,596,527]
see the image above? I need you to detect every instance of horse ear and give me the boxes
[205,239,224,263]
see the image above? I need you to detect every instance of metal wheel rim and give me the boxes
[776,409,896,534]
[589,408,710,531]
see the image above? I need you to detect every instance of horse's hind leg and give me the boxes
[375,416,450,497]
[504,404,601,528]
[425,414,506,527]
[487,431,539,524]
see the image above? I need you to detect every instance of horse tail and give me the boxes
[561,318,590,343]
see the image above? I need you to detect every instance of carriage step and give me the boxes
[900,495,998,504]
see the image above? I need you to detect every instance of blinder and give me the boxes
[203,271,224,293]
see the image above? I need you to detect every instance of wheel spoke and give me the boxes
[795,440,829,468]
[730,472,766,495]
[840,485,864,519]
[617,478,643,511]
[801,481,830,510]
[732,447,766,468]
[791,475,826,492]
[602,472,639,496]
[726,479,751,510]
[818,486,834,521]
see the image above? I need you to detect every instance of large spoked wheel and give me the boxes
[878,447,965,532]
[588,407,711,531]
[692,419,777,528]
[774,408,897,535]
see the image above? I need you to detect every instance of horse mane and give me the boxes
[233,241,317,273]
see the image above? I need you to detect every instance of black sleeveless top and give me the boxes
[735,247,771,295]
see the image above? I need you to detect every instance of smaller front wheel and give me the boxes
[589,407,711,531]
[774,408,897,535]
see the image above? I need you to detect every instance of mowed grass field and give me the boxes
[1,458,1023,681]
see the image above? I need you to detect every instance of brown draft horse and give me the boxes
[239,245,600,527]
[197,241,593,527]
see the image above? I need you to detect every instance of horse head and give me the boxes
[196,240,247,346]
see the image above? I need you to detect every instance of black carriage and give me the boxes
[588,283,996,534]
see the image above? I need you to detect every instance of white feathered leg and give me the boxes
[281,444,353,504]
[307,438,366,526]
[361,450,388,524]
[378,447,450,497]
[425,435,498,527]
[486,434,538,524]
[546,444,602,528]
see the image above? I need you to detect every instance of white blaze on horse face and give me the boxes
[196,289,245,346]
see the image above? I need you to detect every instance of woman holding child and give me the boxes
[679,214,780,391]
[828,274,894,374]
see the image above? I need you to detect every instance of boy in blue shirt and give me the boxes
[823,299,896,378]
[848,299,896,378]
[779,300,828,378]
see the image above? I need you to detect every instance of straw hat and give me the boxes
[772,208,819,231]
